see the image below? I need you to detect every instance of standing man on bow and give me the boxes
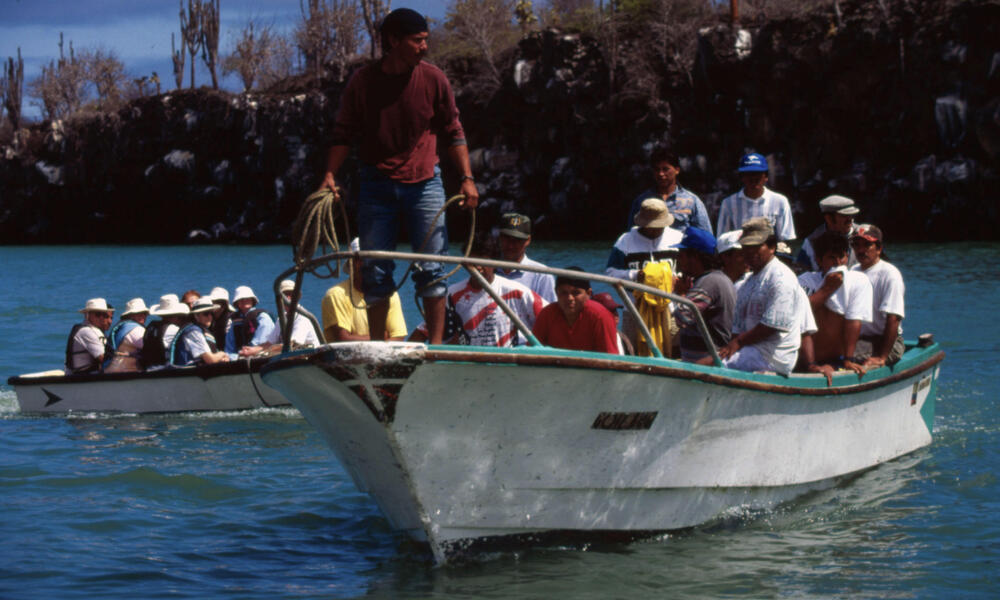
[320,7,478,345]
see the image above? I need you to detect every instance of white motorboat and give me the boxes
[10,358,289,414]
[261,251,944,563]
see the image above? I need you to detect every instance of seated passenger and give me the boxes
[712,218,804,375]
[104,298,149,373]
[606,198,683,281]
[208,287,233,348]
[716,230,749,291]
[240,280,322,356]
[321,239,407,342]
[796,194,860,271]
[496,212,557,303]
[673,227,736,361]
[413,233,545,346]
[225,286,275,357]
[797,231,873,375]
[181,289,201,308]
[142,294,194,367]
[850,224,906,367]
[532,269,619,354]
[170,297,229,366]
[65,298,114,374]
[592,292,635,355]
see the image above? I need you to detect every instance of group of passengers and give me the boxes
[66,146,904,381]
[66,283,320,374]
[610,146,906,380]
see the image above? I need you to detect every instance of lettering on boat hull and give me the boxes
[591,411,658,430]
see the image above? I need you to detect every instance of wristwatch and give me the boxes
[460,174,475,183]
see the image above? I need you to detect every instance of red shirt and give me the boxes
[332,60,466,183]
[532,300,620,355]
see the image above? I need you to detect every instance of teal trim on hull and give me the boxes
[426,339,943,393]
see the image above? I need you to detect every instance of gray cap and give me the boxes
[819,194,860,216]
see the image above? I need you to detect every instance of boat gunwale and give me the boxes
[261,341,944,397]
[7,356,276,386]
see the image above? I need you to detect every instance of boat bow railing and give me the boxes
[274,250,723,366]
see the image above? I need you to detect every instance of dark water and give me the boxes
[1,242,998,598]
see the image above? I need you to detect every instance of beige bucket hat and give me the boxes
[634,198,675,228]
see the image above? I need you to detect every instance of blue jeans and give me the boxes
[358,164,449,302]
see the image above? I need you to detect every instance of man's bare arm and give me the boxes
[322,145,351,196]
[445,143,479,209]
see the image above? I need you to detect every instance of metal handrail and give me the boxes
[274,250,723,366]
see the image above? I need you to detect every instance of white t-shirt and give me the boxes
[66,323,106,373]
[717,187,797,241]
[733,257,802,375]
[121,323,145,350]
[446,275,545,346]
[796,286,817,335]
[162,323,179,351]
[798,267,873,322]
[853,260,905,337]
[497,255,557,303]
[265,313,320,347]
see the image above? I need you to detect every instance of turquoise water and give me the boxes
[1,242,998,598]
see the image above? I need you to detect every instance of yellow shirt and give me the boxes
[321,279,407,341]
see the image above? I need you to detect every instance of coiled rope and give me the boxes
[292,187,350,279]
[290,186,476,317]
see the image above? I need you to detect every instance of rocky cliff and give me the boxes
[1,0,997,244]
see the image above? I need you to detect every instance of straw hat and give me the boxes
[634,198,675,228]
[121,298,149,317]
[150,294,190,316]
[79,298,114,314]
[232,285,258,305]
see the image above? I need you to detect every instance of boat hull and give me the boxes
[10,358,289,414]
[262,341,942,561]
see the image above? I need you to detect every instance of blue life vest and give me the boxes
[169,324,202,366]
[108,320,141,352]
[230,308,269,349]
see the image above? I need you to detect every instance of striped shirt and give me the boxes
[716,187,797,241]
[445,275,545,347]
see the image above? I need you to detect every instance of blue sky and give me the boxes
[0,0,447,119]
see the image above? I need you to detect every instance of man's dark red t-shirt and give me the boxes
[331,60,465,183]
[532,299,620,354]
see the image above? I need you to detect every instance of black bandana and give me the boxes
[381,8,428,39]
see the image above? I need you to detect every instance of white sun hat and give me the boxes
[190,296,217,314]
[150,294,190,316]
[121,298,149,317]
[209,287,230,303]
[232,285,259,305]
[79,298,114,313]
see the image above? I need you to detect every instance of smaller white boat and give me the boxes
[9,358,289,414]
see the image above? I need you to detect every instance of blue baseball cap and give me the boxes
[677,226,717,255]
[737,153,769,173]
